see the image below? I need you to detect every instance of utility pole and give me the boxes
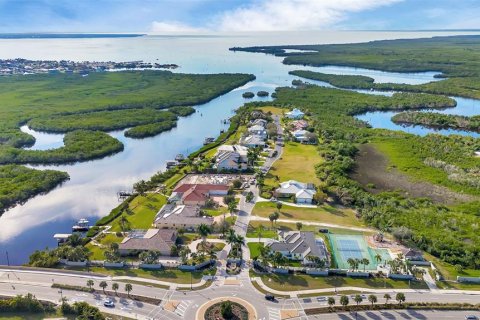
[5,251,9,266]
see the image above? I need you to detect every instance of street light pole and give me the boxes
[190,272,193,290]
[5,251,9,266]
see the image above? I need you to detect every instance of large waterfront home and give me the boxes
[240,134,267,149]
[155,203,214,230]
[118,229,177,256]
[169,183,229,206]
[214,145,249,171]
[248,124,267,138]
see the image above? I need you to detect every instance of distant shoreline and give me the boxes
[0,33,145,39]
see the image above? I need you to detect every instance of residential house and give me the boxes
[240,134,267,149]
[403,249,425,262]
[292,129,309,143]
[250,118,268,127]
[118,229,177,256]
[267,231,328,265]
[169,183,229,206]
[214,145,249,171]
[275,180,316,204]
[292,120,308,130]
[155,204,214,231]
[248,124,267,138]
[285,108,305,119]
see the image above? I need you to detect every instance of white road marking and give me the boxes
[268,307,281,320]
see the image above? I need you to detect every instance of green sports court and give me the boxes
[328,234,391,270]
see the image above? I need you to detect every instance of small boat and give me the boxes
[203,137,215,145]
[72,219,90,232]
[220,129,225,133]
[175,154,185,161]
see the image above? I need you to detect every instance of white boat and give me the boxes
[72,218,90,232]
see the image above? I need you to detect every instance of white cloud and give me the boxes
[149,0,402,33]
[150,21,209,33]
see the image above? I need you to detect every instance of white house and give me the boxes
[214,145,249,171]
[292,129,309,142]
[248,125,267,138]
[240,135,266,149]
[285,108,305,119]
[267,231,328,265]
[275,180,316,204]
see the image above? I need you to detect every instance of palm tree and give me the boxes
[384,293,391,305]
[347,258,356,271]
[179,247,191,264]
[374,253,382,266]
[272,252,286,268]
[268,213,276,227]
[197,224,211,245]
[228,200,237,217]
[99,281,108,293]
[296,222,303,231]
[112,283,119,295]
[86,279,94,290]
[361,258,370,272]
[226,229,237,246]
[354,294,363,306]
[340,295,349,307]
[368,294,377,306]
[125,283,133,297]
[276,202,282,211]
[259,245,272,265]
[395,292,405,305]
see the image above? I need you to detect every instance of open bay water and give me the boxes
[0,31,479,264]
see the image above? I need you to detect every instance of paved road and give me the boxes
[307,309,480,320]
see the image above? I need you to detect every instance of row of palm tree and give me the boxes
[346,257,371,272]
[226,229,245,259]
[328,293,405,308]
[86,280,133,297]
[256,245,287,268]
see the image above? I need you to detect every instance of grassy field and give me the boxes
[259,106,284,116]
[247,242,264,259]
[252,201,363,228]
[89,267,208,284]
[266,142,322,185]
[256,273,429,291]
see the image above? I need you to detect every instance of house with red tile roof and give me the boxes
[169,183,229,206]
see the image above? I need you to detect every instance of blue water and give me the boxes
[0,31,479,264]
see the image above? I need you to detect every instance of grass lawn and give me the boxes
[109,194,167,232]
[257,273,429,291]
[252,201,363,228]
[179,233,200,245]
[204,206,228,217]
[247,220,370,239]
[197,242,226,252]
[265,141,323,187]
[0,313,66,320]
[247,242,264,259]
[89,267,208,284]
[87,233,124,260]
[260,106,284,116]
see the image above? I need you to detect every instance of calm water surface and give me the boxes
[1,31,479,264]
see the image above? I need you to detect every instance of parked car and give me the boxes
[319,228,329,233]
[104,300,115,308]
[465,316,478,320]
[265,294,275,301]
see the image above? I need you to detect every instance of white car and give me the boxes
[104,299,115,308]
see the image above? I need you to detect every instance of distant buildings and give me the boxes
[275,180,316,204]
[267,231,328,265]
[214,145,249,171]
[118,229,177,256]
[285,108,305,119]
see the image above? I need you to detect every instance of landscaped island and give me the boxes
[0,70,254,214]
[392,111,480,132]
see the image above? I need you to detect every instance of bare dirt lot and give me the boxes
[350,144,476,204]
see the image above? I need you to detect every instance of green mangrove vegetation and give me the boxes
[252,83,480,268]
[392,111,480,132]
[0,130,124,165]
[235,35,480,99]
[0,165,69,214]
[0,71,253,212]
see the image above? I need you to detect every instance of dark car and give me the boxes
[319,228,329,233]
[265,294,275,301]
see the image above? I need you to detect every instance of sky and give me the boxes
[0,0,479,33]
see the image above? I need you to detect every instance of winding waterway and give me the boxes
[1,31,479,264]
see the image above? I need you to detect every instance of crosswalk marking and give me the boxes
[174,300,191,317]
[268,307,281,320]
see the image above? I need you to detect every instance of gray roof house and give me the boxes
[240,134,266,148]
[155,204,214,230]
[214,145,249,171]
[250,119,268,127]
[118,229,177,256]
[275,180,316,204]
[248,125,267,138]
[267,231,328,265]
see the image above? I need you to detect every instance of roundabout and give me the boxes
[196,296,257,320]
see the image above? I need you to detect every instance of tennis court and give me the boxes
[328,234,391,270]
